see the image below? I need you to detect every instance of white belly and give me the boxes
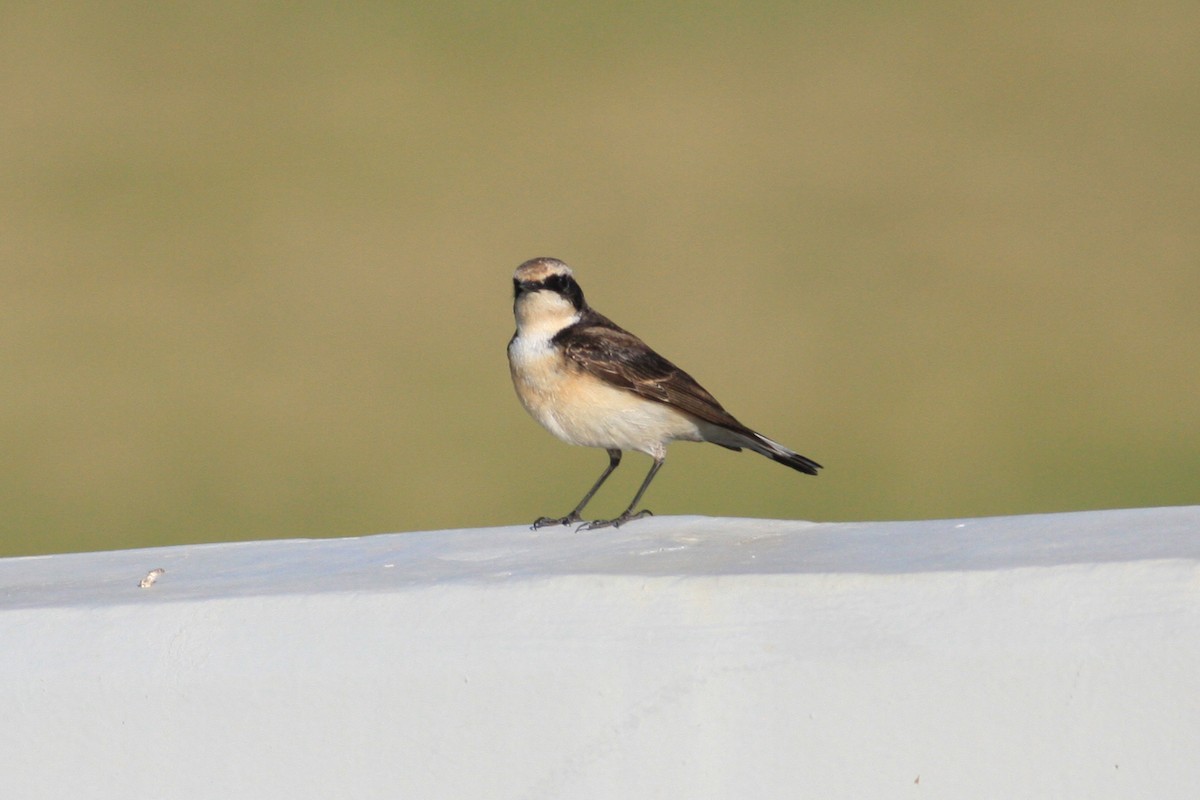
[507,332,702,457]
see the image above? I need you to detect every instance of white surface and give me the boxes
[1,507,1198,799]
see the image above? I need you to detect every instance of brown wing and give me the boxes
[554,311,751,434]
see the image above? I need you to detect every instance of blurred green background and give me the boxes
[2,2,1196,557]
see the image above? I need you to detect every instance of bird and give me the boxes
[507,257,821,531]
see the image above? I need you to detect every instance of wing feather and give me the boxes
[554,312,750,434]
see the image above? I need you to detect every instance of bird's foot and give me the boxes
[576,509,653,532]
[531,512,582,530]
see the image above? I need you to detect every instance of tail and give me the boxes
[699,423,822,475]
[751,433,822,475]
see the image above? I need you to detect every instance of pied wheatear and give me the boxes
[508,257,822,531]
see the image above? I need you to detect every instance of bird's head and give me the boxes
[512,257,586,334]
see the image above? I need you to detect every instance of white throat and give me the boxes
[514,291,581,341]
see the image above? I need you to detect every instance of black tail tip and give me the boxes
[774,452,822,475]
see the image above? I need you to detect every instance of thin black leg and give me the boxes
[532,449,622,529]
[577,456,664,531]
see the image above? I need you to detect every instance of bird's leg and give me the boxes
[577,456,664,531]
[532,449,622,529]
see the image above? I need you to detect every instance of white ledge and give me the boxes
[2,507,1198,799]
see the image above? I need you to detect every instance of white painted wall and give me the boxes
[2,507,1198,799]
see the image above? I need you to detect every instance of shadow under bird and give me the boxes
[507,257,822,531]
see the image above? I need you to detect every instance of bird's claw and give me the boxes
[575,509,653,532]
[531,513,581,530]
